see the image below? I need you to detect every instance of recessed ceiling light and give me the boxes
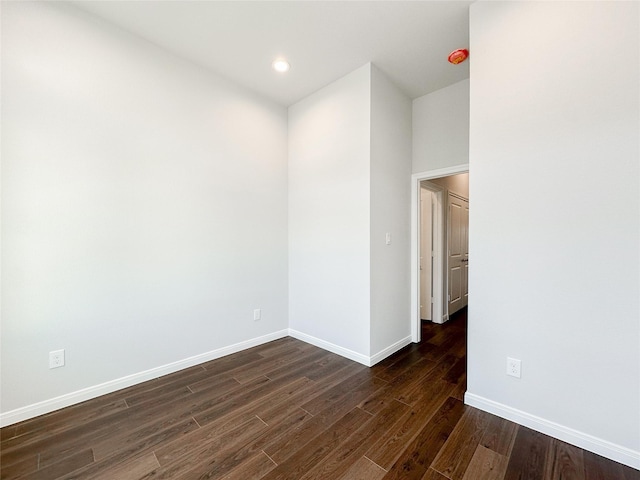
[272,59,290,73]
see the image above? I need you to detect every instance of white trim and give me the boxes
[411,175,421,341]
[411,164,469,340]
[288,329,370,366]
[1,329,415,427]
[422,185,445,325]
[448,191,469,202]
[434,189,445,324]
[0,329,289,427]
[465,392,640,470]
[369,336,413,366]
[415,164,470,180]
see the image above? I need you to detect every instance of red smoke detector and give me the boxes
[448,49,469,65]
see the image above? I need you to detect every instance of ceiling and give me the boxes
[71,1,472,107]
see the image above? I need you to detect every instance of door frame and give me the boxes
[419,182,444,325]
[419,185,436,322]
[411,164,469,343]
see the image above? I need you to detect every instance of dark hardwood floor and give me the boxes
[2,309,638,479]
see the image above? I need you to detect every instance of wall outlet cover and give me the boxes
[49,349,65,369]
[507,357,521,378]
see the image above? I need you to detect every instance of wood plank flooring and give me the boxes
[1,308,638,479]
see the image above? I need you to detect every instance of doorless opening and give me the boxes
[410,164,469,343]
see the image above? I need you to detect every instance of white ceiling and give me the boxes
[71,1,472,106]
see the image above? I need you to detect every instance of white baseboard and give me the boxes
[288,329,370,366]
[369,336,412,366]
[0,329,289,428]
[464,392,640,470]
[288,329,411,368]
[2,330,431,428]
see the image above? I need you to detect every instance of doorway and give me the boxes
[411,165,469,342]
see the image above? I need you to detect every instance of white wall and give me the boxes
[1,2,288,420]
[467,1,639,467]
[289,63,413,364]
[288,64,372,359]
[370,65,412,357]
[413,79,469,173]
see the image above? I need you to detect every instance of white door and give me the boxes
[420,188,433,320]
[448,193,469,316]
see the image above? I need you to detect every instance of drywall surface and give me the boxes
[413,79,469,173]
[1,2,288,415]
[370,65,412,357]
[288,64,372,357]
[468,0,639,464]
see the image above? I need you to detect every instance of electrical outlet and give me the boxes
[507,357,521,378]
[49,349,65,369]
[253,309,261,321]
